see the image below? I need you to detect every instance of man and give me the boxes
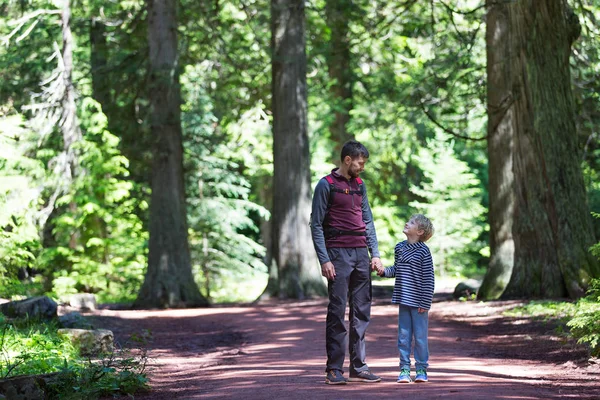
[310,140,383,385]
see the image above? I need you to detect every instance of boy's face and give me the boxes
[403,218,424,240]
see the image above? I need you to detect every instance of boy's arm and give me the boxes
[310,179,331,265]
[381,243,401,278]
[418,249,435,310]
[360,183,380,259]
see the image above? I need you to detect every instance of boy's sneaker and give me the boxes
[414,369,428,383]
[348,369,381,383]
[325,369,347,385]
[397,368,412,383]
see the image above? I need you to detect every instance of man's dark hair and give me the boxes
[340,140,369,162]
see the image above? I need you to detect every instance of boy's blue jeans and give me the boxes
[397,304,429,371]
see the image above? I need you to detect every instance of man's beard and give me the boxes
[348,168,360,178]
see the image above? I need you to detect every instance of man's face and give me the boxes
[347,155,367,178]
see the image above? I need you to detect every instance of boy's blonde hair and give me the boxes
[410,214,434,242]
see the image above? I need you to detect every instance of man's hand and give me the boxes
[370,257,382,272]
[321,261,336,280]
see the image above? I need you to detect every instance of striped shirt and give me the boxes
[382,240,435,310]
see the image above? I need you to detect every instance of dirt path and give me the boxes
[90,294,600,400]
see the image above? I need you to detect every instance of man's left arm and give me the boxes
[361,182,380,268]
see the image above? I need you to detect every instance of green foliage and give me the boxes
[37,99,148,303]
[0,316,149,399]
[409,133,487,276]
[567,278,600,357]
[592,212,600,260]
[0,115,45,298]
[0,100,147,304]
[181,66,269,302]
[1,0,597,305]
[0,317,78,378]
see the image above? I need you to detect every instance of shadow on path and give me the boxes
[91,295,599,400]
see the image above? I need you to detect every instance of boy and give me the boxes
[376,214,435,383]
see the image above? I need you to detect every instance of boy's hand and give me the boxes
[321,261,336,280]
[418,308,427,313]
[376,266,384,276]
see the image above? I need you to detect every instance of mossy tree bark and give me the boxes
[270,0,326,299]
[135,0,207,308]
[326,0,354,159]
[480,0,599,300]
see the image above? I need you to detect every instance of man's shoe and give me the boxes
[348,369,381,383]
[397,368,412,383]
[414,369,428,383]
[325,369,347,385]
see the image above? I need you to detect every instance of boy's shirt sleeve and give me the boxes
[418,248,435,310]
[383,266,396,278]
[310,178,331,265]
[361,183,380,259]
[383,242,401,278]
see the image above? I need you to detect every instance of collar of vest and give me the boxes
[330,168,363,184]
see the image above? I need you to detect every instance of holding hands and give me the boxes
[323,257,385,280]
[371,257,384,276]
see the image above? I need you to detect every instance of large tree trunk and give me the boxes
[270,0,326,298]
[135,0,206,308]
[478,1,515,300]
[479,0,599,300]
[326,0,353,158]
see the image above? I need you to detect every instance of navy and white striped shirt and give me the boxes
[382,240,435,310]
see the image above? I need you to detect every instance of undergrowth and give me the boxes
[0,314,150,399]
[504,278,600,357]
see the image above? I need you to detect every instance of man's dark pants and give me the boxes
[325,247,372,374]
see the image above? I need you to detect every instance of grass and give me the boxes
[0,314,149,399]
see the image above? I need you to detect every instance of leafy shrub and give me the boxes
[0,316,149,399]
[567,278,600,357]
[0,317,78,378]
[45,332,150,400]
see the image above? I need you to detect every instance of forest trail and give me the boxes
[91,291,600,400]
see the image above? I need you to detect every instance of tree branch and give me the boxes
[419,100,487,141]
[2,9,61,46]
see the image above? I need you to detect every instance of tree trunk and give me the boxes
[60,0,82,253]
[478,2,515,300]
[90,18,110,107]
[480,0,599,300]
[60,0,82,174]
[326,0,353,158]
[135,0,207,308]
[257,176,279,300]
[270,0,326,298]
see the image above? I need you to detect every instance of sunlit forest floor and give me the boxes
[91,287,600,400]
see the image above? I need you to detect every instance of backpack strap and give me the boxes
[324,175,335,209]
[321,174,367,239]
[324,174,363,210]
